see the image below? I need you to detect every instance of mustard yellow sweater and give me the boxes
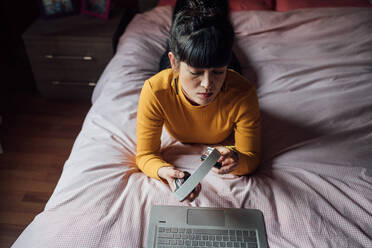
[136,69,260,180]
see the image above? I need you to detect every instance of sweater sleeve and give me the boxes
[231,88,261,175]
[136,80,173,180]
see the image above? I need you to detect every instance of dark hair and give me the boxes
[169,9,234,68]
[173,0,229,21]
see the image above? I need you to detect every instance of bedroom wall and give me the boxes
[111,0,139,11]
[1,0,40,93]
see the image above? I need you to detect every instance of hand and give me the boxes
[212,146,239,174]
[158,167,201,202]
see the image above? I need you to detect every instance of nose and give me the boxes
[200,71,212,89]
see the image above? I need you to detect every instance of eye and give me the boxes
[190,71,203,76]
[213,70,225,75]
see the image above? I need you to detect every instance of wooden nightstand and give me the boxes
[23,14,121,99]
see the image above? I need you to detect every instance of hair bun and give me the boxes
[174,0,229,19]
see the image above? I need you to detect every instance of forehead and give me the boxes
[180,62,227,71]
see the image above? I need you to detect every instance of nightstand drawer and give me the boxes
[23,14,121,99]
[37,79,95,100]
[25,40,112,71]
[29,58,106,82]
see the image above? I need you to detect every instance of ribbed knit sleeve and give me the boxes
[136,80,173,180]
[230,87,261,175]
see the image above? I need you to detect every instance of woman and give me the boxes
[136,8,260,201]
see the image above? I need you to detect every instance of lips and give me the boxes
[198,92,213,98]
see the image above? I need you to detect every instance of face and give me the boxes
[169,53,227,106]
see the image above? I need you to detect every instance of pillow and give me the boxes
[276,0,372,11]
[157,0,275,11]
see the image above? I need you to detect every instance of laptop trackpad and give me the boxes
[187,209,225,226]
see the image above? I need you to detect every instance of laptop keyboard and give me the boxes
[155,226,258,248]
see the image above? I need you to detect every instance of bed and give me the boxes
[12,1,372,247]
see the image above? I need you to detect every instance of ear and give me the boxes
[168,52,179,71]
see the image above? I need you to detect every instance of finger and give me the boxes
[218,155,225,163]
[169,169,184,179]
[194,186,201,198]
[218,151,235,163]
[193,184,201,194]
[195,184,201,197]
[220,149,231,156]
[218,167,230,174]
[221,157,236,167]
[220,163,238,174]
[214,162,232,174]
[196,183,202,192]
[219,152,233,163]
[188,184,201,201]
[188,192,195,202]
[215,146,231,156]
[212,166,229,174]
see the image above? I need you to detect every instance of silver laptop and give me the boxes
[146,205,268,248]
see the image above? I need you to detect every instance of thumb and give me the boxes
[170,169,184,179]
[219,148,230,156]
[214,146,228,157]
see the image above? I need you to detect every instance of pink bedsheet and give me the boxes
[13,6,372,248]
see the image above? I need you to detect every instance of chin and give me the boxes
[198,100,212,106]
[192,95,215,106]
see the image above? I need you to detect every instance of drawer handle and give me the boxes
[44,54,93,61]
[51,81,96,87]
